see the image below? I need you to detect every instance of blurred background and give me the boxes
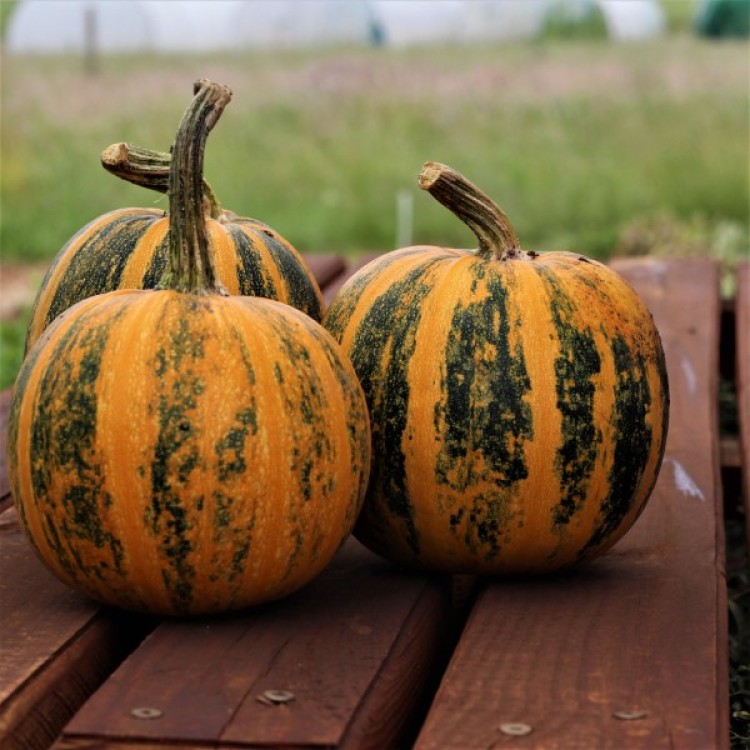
[0,0,748,388]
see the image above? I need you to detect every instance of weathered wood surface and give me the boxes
[737,262,750,544]
[0,254,735,750]
[0,507,152,750]
[414,257,728,750]
[56,541,451,750]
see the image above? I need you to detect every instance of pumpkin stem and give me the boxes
[160,79,232,295]
[100,142,223,220]
[418,161,521,260]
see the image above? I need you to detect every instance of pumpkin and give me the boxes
[8,80,371,616]
[24,84,324,354]
[323,161,669,574]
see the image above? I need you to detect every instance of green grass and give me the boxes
[1,38,747,264]
[0,37,748,390]
[661,0,702,32]
[0,0,17,37]
[0,312,28,390]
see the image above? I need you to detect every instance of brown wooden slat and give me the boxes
[302,253,348,291]
[736,262,750,544]
[321,252,381,305]
[0,508,152,750]
[57,539,451,749]
[414,257,727,750]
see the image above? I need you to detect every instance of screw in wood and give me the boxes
[499,722,533,736]
[613,710,647,721]
[130,707,163,719]
[256,689,295,706]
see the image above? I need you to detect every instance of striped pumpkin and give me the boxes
[10,291,370,615]
[323,162,669,574]
[24,96,323,354]
[8,80,370,616]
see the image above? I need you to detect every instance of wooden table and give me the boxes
[1,255,747,750]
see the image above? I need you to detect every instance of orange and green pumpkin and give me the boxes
[24,84,323,353]
[323,161,669,575]
[8,80,370,616]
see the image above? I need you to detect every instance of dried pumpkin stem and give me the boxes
[100,142,223,219]
[418,161,521,260]
[161,79,232,295]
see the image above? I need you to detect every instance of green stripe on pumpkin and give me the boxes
[9,321,49,531]
[147,300,212,613]
[140,233,170,288]
[580,333,653,556]
[29,211,152,331]
[435,266,533,558]
[309,325,371,527]
[209,317,260,586]
[348,260,444,556]
[275,315,333,578]
[275,321,332,503]
[228,224,279,300]
[324,248,442,339]
[44,213,161,329]
[538,268,602,530]
[31,306,125,581]
[261,230,324,322]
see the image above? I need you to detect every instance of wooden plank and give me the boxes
[57,539,452,749]
[0,507,152,750]
[302,253,348,292]
[414,257,727,749]
[736,262,750,544]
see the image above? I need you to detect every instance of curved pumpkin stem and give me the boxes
[100,142,223,220]
[160,79,232,295]
[418,162,521,260]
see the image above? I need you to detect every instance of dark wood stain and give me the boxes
[0,255,734,750]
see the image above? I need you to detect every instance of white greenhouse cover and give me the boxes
[5,0,667,53]
[230,1,375,49]
[599,0,666,41]
[6,0,154,53]
[370,0,465,47]
[4,0,244,53]
[462,1,550,42]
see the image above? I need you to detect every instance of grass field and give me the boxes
[2,37,748,259]
[0,34,748,388]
